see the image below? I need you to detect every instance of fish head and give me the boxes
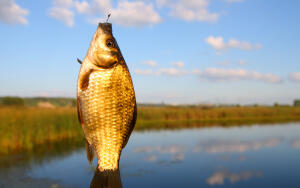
[87,23,123,69]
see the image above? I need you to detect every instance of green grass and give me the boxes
[0,107,83,154]
[136,105,300,129]
[1,106,300,154]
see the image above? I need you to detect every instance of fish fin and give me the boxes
[79,68,94,91]
[90,169,123,188]
[77,58,82,64]
[77,97,84,129]
[85,140,94,164]
[122,101,137,148]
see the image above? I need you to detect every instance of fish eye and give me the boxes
[106,39,115,48]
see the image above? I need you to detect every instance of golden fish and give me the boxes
[77,23,136,172]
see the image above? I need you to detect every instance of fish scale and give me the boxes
[78,61,135,170]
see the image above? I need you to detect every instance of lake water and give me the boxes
[1,123,300,187]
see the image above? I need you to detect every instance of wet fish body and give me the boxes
[77,23,136,171]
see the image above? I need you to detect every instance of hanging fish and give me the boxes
[77,22,136,172]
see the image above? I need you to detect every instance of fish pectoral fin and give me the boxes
[77,58,82,64]
[86,140,95,164]
[79,68,94,91]
[77,97,84,129]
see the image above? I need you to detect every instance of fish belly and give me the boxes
[79,64,135,170]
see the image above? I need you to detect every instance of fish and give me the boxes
[77,22,137,172]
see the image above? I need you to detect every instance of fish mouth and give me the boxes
[98,23,112,35]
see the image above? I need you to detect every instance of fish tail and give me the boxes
[90,169,123,188]
[85,140,94,164]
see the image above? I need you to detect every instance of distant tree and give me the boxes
[1,97,25,106]
[294,100,300,107]
[274,102,279,107]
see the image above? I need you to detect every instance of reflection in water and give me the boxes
[144,155,157,162]
[0,167,63,188]
[206,169,263,186]
[134,145,185,154]
[1,123,300,187]
[90,169,122,188]
[134,145,186,163]
[0,138,84,168]
[291,139,300,148]
[193,137,281,153]
[0,139,84,187]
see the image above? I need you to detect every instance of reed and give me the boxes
[0,107,83,154]
[1,106,300,154]
[137,105,300,126]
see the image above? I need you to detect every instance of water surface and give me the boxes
[1,123,300,187]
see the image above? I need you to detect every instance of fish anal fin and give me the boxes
[86,140,95,164]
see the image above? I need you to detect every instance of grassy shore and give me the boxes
[1,106,300,154]
[137,105,300,129]
[0,107,82,154]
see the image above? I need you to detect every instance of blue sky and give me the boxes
[0,0,299,105]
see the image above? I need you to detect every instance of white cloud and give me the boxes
[143,60,157,67]
[53,0,74,7]
[206,169,262,185]
[205,36,226,50]
[74,1,90,14]
[134,69,154,75]
[289,72,300,82]
[193,68,282,83]
[134,67,187,77]
[171,61,185,68]
[49,0,75,27]
[224,0,244,3]
[92,0,111,13]
[205,36,262,51]
[0,0,29,25]
[158,68,187,76]
[74,0,111,15]
[238,60,246,65]
[49,7,74,27]
[81,0,161,27]
[110,1,161,27]
[156,0,218,22]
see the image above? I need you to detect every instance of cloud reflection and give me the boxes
[135,145,185,163]
[206,169,262,185]
[291,139,300,149]
[194,137,281,153]
[144,155,157,162]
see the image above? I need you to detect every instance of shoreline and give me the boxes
[1,106,299,154]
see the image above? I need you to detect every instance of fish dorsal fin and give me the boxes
[77,58,82,64]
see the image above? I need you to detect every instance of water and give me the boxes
[1,123,300,187]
